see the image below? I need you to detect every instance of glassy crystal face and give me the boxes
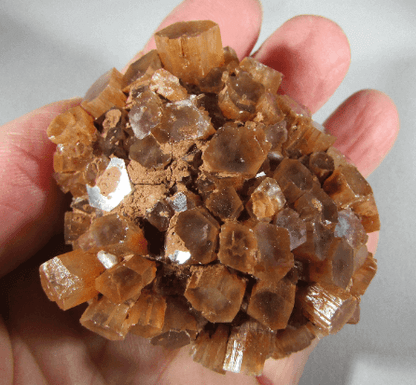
[41,20,379,377]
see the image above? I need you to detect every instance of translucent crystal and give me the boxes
[274,208,307,250]
[128,89,163,139]
[223,319,272,376]
[253,223,294,282]
[191,324,230,374]
[149,68,188,101]
[273,159,315,203]
[81,68,126,118]
[154,96,215,143]
[323,164,373,208]
[39,249,105,310]
[218,221,257,275]
[123,49,162,87]
[80,296,135,340]
[165,208,219,265]
[184,264,246,323]
[239,57,283,94]
[155,20,224,84]
[129,290,167,338]
[202,122,271,178]
[298,282,358,335]
[95,255,157,304]
[205,184,243,221]
[129,135,171,169]
[75,213,148,256]
[247,277,296,330]
[246,177,286,222]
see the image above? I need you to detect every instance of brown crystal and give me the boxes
[39,249,105,310]
[247,277,296,330]
[95,255,157,304]
[218,221,257,274]
[41,19,380,377]
[80,295,136,340]
[274,208,307,250]
[165,208,219,265]
[253,223,294,282]
[81,68,126,118]
[298,282,358,335]
[246,177,286,222]
[129,290,167,338]
[223,319,272,376]
[271,323,317,359]
[123,49,162,88]
[155,20,224,84]
[184,264,246,323]
[349,252,377,297]
[191,324,230,374]
[205,184,243,221]
[273,159,315,203]
[202,121,271,178]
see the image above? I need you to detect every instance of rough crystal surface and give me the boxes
[40,19,380,377]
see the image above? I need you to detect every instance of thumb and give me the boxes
[0,98,81,277]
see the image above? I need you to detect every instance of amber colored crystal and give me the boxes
[239,57,282,94]
[274,208,307,250]
[75,213,148,256]
[191,324,230,374]
[151,296,200,349]
[128,89,163,140]
[129,135,171,169]
[155,96,215,143]
[323,164,373,208]
[308,237,354,289]
[80,295,136,340]
[247,277,296,330]
[298,282,358,335]
[308,151,335,183]
[149,68,188,101]
[347,302,360,324]
[253,223,294,282]
[47,106,96,145]
[349,253,377,297]
[165,208,219,265]
[129,290,167,338]
[64,211,92,244]
[271,323,317,359]
[246,177,286,222]
[42,19,380,377]
[155,20,224,85]
[223,319,272,376]
[218,71,264,121]
[202,122,271,178]
[39,249,105,310]
[218,221,257,275]
[81,68,126,118]
[95,255,157,304]
[350,193,380,232]
[205,184,243,221]
[123,49,162,88]
[273,159,315,204]
[185,264,246,323]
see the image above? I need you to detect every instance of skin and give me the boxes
[0,0,399,384]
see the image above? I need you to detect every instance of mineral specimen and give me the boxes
[40,20,379,376]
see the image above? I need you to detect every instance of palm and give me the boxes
[0,1,398,384]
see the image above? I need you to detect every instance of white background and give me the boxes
[1,1,415,384]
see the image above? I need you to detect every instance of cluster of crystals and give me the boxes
[40,20,379,376]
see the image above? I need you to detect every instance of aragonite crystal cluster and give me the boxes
[40,20,379,376]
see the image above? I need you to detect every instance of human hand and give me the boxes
[0,0,399,384]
